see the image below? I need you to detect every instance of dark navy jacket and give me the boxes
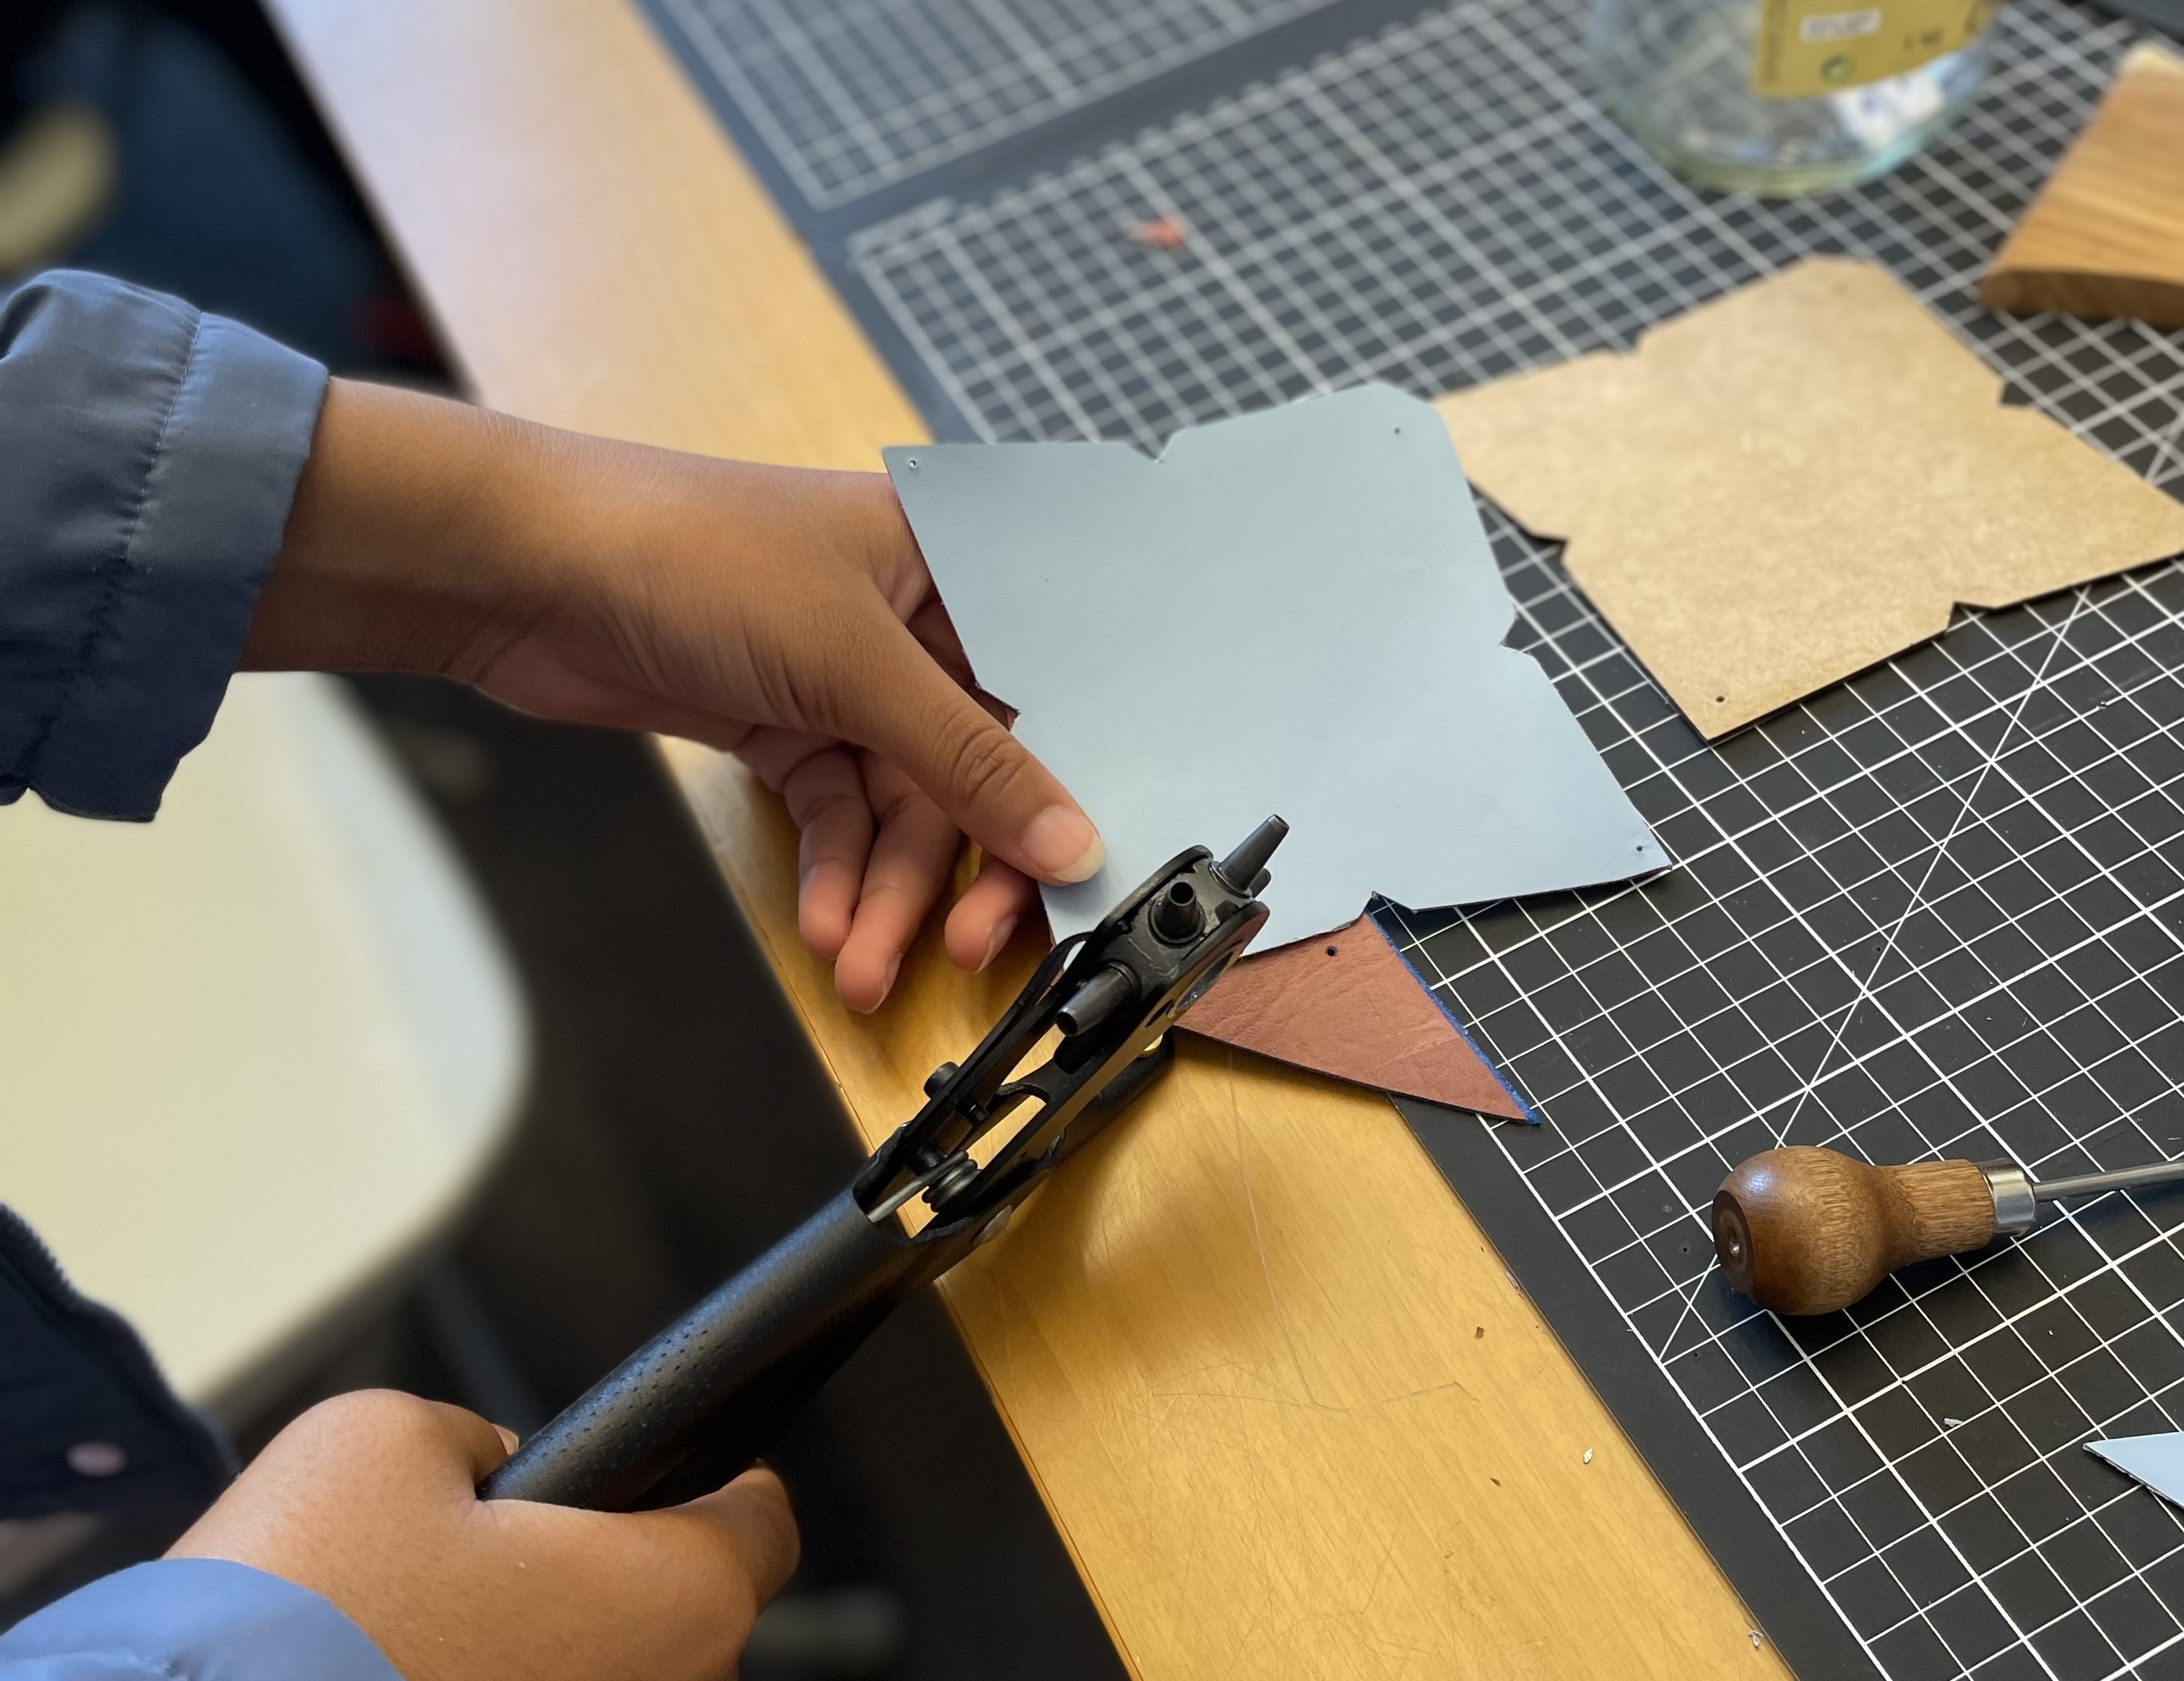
[0,272,401,1680]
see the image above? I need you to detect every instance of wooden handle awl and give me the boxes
[1712,1146,1998,1316]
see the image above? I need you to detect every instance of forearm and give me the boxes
[238,379,920,707]
[239,379,593,679]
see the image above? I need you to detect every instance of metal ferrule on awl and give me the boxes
[1980,1156,2184,1236]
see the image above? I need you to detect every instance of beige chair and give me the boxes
[0,672,527,1428]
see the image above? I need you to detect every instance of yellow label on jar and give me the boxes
[1754,0,1996,98]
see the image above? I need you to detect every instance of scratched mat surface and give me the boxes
[651,0,2184,1674]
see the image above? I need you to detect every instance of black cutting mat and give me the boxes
[643,0,1343,209]
[643,0,2184,1674]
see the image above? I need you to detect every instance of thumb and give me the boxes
[857,619,1104,886]
[674,1466,801,1608]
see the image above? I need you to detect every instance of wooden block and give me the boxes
[1179,913,1529,1117]
[1981,42,2184,327]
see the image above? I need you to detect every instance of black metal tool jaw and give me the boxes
[855,816,1285,1243]
[481,816,1286,1512]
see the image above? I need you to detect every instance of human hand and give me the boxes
[168,1390,798,1681]
[243,381,1101,1010]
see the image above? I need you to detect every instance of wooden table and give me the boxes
[264,3,1792,1673]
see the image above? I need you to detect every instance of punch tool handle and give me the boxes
[480,816,1288,1511]
[482,1187,937,1510]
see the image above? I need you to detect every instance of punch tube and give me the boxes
[482,1187,930,1510]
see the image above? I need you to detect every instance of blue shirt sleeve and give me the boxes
[0,1559,400,1681]
[0,269,327,820]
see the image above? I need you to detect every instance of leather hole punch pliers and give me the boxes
[482,815,1289,1511]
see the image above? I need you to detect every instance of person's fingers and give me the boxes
[779,747,875,959]
[838,618,1103,891]
[831,762,961,1012]
[730,725,836,790]
[944,852,1041,972]
[417,1399,518,1485]
[170,1392,511,1580]
[674,1466,800,1611]
[261,1391,513,1489]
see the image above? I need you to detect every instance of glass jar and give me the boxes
[1589,0,2000,194]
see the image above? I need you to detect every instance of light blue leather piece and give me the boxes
[888,384,1667,948]
[2086,1432,2184,1508]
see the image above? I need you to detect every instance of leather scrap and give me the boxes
[1181,914,1529,1119]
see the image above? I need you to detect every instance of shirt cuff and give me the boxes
[0,1558,400,1681]
[11,272,327,820]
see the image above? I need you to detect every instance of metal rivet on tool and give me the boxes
[67,1442,126,1477]
[906,457,919,468]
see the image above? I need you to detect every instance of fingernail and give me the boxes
[873,954,901,1007]
[1022,806,1104,883]
[978,916,1018,972]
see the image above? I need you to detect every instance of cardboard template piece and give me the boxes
[1179,913,1529,1118]
[1435,257,2184,740]
[1982,43,2184,329]
[886,383,1666,953]
[2086,1433,2184,1510]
